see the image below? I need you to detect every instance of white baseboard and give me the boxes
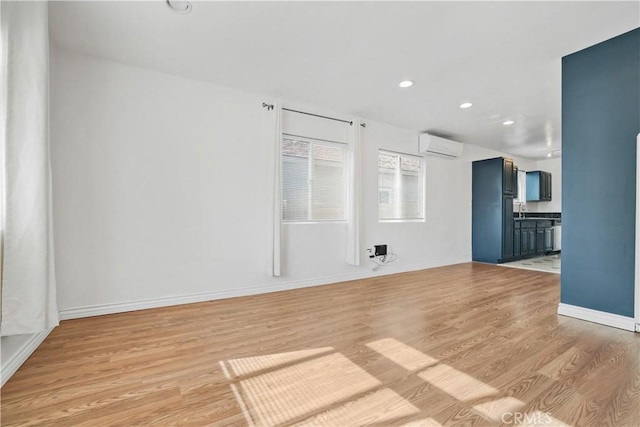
[59,257,468,321]
[558,303,637,332]
[1,328,54,387]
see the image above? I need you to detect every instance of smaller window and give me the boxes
[378,150,425,221]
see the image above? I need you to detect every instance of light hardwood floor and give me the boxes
[2,263,639,426]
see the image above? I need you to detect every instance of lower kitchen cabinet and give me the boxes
[536,228,545,254]
[512,219,555,260]
[521,228,528,255]
[519,221,536,256]
[527,229,536,253]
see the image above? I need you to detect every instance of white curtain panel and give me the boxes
[266,102,282,277]
[345,120,362,266]
[1,1,59,336]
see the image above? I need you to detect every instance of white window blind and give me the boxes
[378,150,424,221]
[282,136,346,222]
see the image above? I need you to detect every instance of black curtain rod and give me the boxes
[283,108,353,126]
[262,102,366,127]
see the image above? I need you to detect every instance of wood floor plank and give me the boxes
[2,263,639,426]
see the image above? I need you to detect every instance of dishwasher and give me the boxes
[553,222,562,251]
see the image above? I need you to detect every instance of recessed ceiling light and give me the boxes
[502,120,515,126]
[460,102,473,109]
[167,0,192,13]
[547,153,552,158]
[398,80,414,88]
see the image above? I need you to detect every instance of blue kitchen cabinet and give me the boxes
[472,157,517,263]
[513,222,521,257]
[526,171,552,202]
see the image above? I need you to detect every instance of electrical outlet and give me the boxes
[367,248,375,258]
[374,244,387,256]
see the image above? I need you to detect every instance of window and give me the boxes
[282,136,346,222]
[378,150,424,221]
[516,169,527,205]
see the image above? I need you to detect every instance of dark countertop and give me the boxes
[513,212,561,219]
[513,212,561,221]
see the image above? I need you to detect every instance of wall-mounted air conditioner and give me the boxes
[418,133,464,158]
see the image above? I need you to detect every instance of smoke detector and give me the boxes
[167,0,192,14]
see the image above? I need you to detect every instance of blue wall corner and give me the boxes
[562,28,640,317]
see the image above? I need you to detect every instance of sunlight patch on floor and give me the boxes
[230,383,256,427]
[219,360,232,379]
[239,352,380,426]
[472,396,525,422]
[294,388,419,426]
[366,338,438,371]
[220,339,577,427]
[228,347,334,377]
[399,417,443,427]
[418,364,498,402]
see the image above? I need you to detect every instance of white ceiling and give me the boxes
[49,1,639,159]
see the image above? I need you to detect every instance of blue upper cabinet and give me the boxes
[526,171,552,202]
[503,158,515,196]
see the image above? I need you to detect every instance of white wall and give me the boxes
[2,47,537,385]
[49,48,537,318]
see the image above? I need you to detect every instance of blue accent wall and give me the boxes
[562,28,640,317]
